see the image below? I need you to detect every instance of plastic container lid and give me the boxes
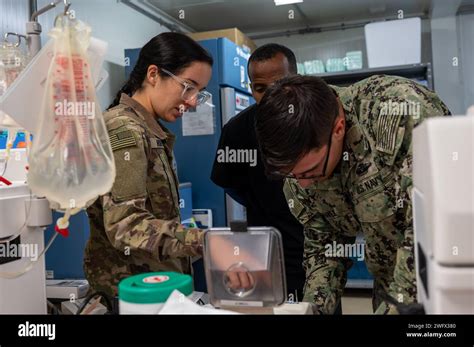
[118,272,193,304]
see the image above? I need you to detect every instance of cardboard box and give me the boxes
[188,28,257,52]
[365,18,421,68]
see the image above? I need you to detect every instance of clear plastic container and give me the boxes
[0,41,27,97]
[204,222,287,308]
[0,38,28,130]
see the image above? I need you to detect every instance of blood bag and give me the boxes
[27,16,115,210]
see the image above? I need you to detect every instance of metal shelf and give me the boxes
[311,63,433,90]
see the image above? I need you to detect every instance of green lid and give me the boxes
[118,272,193,304]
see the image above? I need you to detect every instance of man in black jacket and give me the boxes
[211,44,305,301]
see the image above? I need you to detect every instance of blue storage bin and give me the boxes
[347,257,361,279]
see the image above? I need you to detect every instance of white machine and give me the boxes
[0,171,52,313]
[413,115,474,314]
[0,1,108,314]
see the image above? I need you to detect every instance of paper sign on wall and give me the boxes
[182,96,215,136]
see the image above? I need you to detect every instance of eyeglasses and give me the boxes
[160,68,211,105]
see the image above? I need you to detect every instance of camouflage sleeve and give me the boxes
[374,81,452,314]
[375,145,415,314]
[284,179,353,314]
[102,118,203,261]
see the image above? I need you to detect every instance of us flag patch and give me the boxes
[109,130,137,151]
[375,112,402,155]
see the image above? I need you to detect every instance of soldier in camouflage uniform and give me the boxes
[255,74,451,314]
[83,32,213,298]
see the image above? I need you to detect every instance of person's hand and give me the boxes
[309,302,322,315]
[183,228,204,256]
[224,269,255,295]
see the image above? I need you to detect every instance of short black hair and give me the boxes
[255,75,338,175]
[248,43,297,75]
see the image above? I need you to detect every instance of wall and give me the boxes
[431,11,474,115]
[458,13,474,111]
[0,0,29,42]
[431,15,465,114]
[36,0,172,110]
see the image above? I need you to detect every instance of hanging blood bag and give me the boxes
[27,16,115,210]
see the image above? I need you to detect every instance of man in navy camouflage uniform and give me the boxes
[255,75,451,314]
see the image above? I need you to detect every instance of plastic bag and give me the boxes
[27,16,115,211]
[0,36,29,172]
[0,37,28,131]
[0,38,27,98]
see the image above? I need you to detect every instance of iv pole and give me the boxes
[26,0,71,56]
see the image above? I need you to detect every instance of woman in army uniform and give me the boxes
[83,32,213,298]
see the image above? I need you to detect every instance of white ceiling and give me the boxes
[141,0,435,34]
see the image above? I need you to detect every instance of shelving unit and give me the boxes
[346,279,374,289]
[312,63,433,90]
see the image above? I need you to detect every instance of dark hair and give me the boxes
[255,75,338,174]
[248,43,297,77]
[109,32,213,109]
